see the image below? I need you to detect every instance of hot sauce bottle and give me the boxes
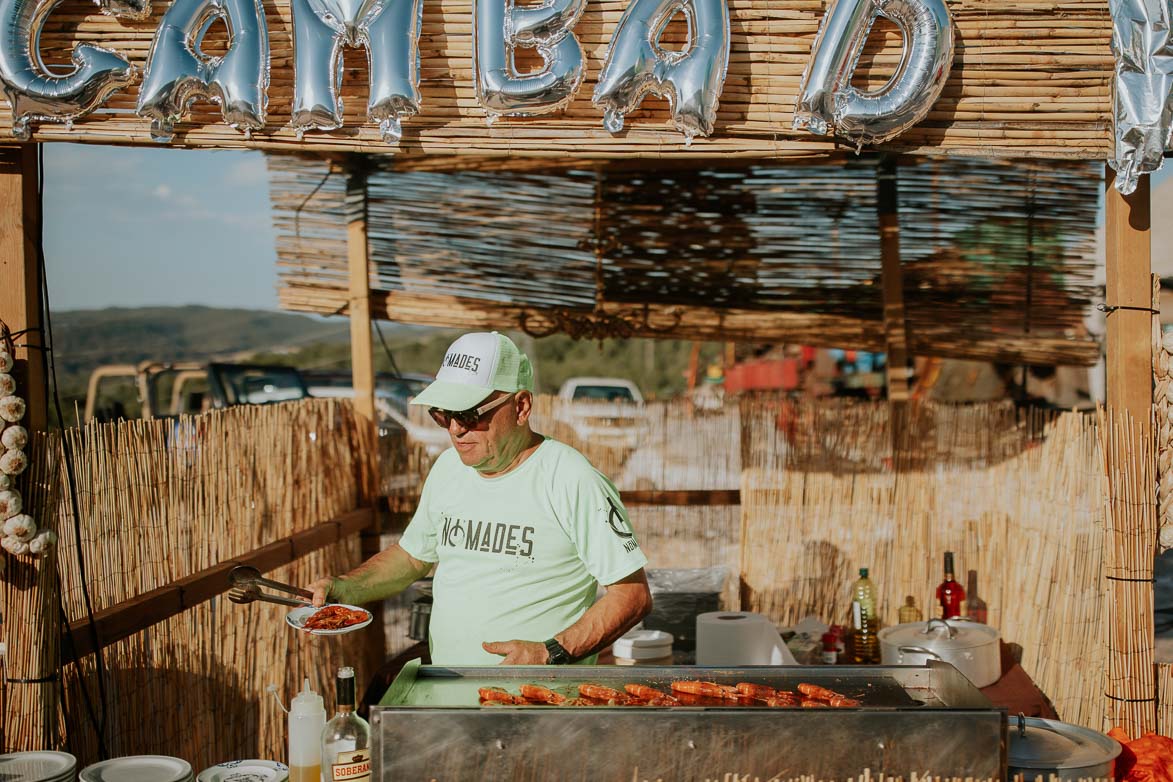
[936,552,966,619]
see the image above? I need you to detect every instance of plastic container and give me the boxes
[612,629,674,665]
[288,678,325,782]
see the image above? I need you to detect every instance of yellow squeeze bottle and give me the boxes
[289,677,325,782]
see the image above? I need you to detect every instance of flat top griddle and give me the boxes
[380,660,987,710]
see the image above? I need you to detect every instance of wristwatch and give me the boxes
[543,638,574,665]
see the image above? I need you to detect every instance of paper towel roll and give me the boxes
[696,611,798,666]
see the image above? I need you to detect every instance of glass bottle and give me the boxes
[850,567,880,664]
[936,552,966,619]
[321,666,371,782]
[965,569,988,624]
[898,595,923,624]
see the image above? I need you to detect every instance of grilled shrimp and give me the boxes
[670,680,727,698]
[624,683,672,701]
[478,687,522,704]
[734,682,778,700]
[674,691,729,707]
[827,695,861,707]
[801,698,829,708]
[797,683,843,701]
[763,694,801,707]
[577,683,629,704]
[520,684,566,705]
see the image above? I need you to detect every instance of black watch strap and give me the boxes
[544,638,573,665]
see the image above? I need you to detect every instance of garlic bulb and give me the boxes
[1,425,27,450]
[0,490,21,519]
[0,396,25,423]
[0,352,10,373]
[0,474,10,491]
[0,449,27,475]
[3,514,35,541]
[28,529,56,555]
[1,535,29,555]
[0,374,14,396]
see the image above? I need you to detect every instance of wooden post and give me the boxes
[1103,165,1156,735]
[344,157,384,677]
[346,159,376,426]
[877,157,911,460]
[0,145,46,431]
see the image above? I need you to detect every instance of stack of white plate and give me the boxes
[79,755,193,782]
[0,750,78,781]
[197,759,289,782]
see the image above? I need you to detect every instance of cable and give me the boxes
[374,320,402,379]
[35,144,110,758]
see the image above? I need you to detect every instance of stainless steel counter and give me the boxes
[372,659,1006,780]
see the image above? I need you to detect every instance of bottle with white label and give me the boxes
[321,666,371,782]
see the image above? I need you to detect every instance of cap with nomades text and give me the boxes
[409,332,534,412]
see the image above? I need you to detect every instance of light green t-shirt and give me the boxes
[399,438,648,665]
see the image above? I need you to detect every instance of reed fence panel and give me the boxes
[2,399,376,770]
[739,399,1109,729]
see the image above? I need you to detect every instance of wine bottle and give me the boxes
[936,552,966,619]
[321,666,371,782]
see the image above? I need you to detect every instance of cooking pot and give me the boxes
[878,618,1001,688]
[1008,714,1121,780]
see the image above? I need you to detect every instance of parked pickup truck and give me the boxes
[554,377,647,454]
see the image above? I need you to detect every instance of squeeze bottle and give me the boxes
[288,677,326,782]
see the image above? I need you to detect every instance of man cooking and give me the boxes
[309,331,652,665]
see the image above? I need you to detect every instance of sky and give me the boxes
[42,144,280,312]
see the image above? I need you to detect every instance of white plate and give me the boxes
[285,603,372,636]
[196,759,289,782]
[0,750,77,780]
[80,755,192,782]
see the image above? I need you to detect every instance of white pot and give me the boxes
[879,618,1001,688]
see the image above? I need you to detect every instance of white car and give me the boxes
[303,373,451,458]
[554,377,647,452]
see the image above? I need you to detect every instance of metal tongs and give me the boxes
[227,565,314,608]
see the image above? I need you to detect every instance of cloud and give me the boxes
[154,184,173,199]
[223,153,269,187]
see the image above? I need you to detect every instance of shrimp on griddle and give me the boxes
[577,683,629,704]
[519,683,566,705]
[478,687,523,705]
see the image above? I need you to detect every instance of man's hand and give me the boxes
[482,640,549,665]
[308,577,335,607]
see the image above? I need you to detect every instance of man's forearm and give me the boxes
[555,572,652,660]
[331,543,432,605]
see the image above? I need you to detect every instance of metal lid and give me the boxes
[1008,715,1122,769]
[878,618,999,651]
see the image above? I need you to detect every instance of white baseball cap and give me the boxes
[409,332,535,412]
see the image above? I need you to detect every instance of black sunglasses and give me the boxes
[429,392,516,430]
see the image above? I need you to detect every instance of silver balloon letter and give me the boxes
[0,0,135,138]
[793,0,953,146]
[474,0,586,116]
[290,0,423,142]
[137,0,269,141]
[592,0,729,139]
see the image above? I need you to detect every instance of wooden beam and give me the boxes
[619,489,741,506]
[0,145,46,431]
[1103,165,1156,735]
[63,507,375,659]
[280,287,1102,367]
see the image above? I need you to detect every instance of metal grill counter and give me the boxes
[371,660,1006,780]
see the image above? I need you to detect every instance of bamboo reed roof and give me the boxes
[271,154,1103,364]
[0,0,1112,159]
